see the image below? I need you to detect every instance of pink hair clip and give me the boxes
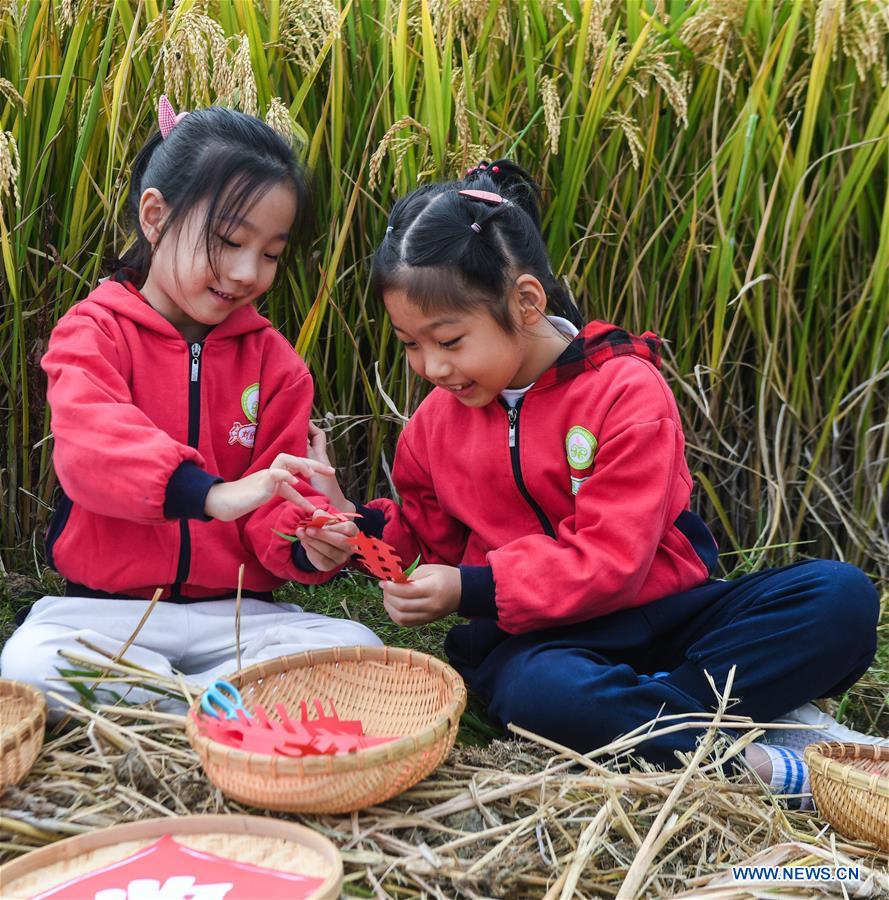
[458,189,504,205]
[158,95,188,139]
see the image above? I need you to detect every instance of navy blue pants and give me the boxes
[444,561,879,767]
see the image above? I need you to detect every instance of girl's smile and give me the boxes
[139,182,297,340]
[384,281,570,407]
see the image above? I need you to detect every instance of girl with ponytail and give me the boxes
[1,98,381,714]
[310,161,882,798]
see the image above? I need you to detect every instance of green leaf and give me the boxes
[403,554,422,578]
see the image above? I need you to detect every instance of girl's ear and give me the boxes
[514,274,548,326]
[138,188,169,246]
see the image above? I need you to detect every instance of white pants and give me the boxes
[0,595,382,713]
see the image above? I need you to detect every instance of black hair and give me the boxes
[109,105,313,284]
[372,160,583,332]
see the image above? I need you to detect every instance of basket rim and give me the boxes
[804,741,889,799]
[186,645,467,775]
[0,813,343,899]
[0,678,47,756]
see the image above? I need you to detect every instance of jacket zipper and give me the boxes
[173,341,203,592]
[501,398,556,539]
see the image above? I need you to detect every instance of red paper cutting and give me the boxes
[346,532,410,582]
[194,697,398,757]
[30,833,324,899]
[292,510,361,530]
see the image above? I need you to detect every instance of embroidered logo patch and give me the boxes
[565,425,597,494]
[241,383,260,423]
[229,383,259,448]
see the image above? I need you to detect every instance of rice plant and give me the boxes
[0,0,887,586]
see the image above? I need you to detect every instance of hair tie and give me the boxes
[158,95,188,139]
[465,161,493,178]
[458,189,504,205]
[470,222,482,233]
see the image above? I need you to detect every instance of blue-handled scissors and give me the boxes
[200,679,251,721]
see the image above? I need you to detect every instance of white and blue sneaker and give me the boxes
[762,702,889,753]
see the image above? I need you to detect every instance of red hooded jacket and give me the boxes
[357,322,718,634]
[41,279,335,600]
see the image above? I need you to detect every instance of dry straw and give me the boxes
[2,661,888,896]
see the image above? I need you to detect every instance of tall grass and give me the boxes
[0,0,887,580]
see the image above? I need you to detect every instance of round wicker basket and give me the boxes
[0,814,342,899]
[185,645,468,813]
[804,741,889,851]
[0,679,46,790]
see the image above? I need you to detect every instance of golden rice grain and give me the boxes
[0,131,21,211]
[227,35,258,117]
[280,0,340,75]
[0,78,24,110]
[137,6,229,107]
[540,75,562,155]
[265,96,295,146]
[369,116,428,192]
[606,111,645,171]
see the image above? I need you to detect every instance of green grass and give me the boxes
[277,573,455,658]
[278,573,505,745]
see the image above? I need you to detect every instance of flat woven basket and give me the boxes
[0,679,46,790]
[804,742,889,851]
[186,645,467,813]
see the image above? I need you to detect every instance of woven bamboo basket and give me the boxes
[186,645,467,813]
[0,679,46,790]
[0,814,342,899]
[804,742,889,851]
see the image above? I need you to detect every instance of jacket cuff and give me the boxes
[458,565,498,618]
[164,461,222,520]
[352,500,386,539]
[291,542,318,573]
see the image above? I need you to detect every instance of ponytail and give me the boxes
[374,159,584,330]
[107,131,164,281]
[106,106,312,286]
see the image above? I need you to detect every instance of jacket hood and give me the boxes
[80,279,274,340]
[534,320,662,391]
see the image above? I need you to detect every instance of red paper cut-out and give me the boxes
[30,833,324,899]
[194,697,398,757]
[346,533,410,582]
[293,510,361,530]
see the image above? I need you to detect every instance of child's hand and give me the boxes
[297,514,359,571]
[204,454,334,522]
[381,565,461,626]
[307,423,355,515]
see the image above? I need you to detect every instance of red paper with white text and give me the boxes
[30,834,325,899]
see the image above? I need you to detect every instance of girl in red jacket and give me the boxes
[1,99,380,712]
[313,160,884,805]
